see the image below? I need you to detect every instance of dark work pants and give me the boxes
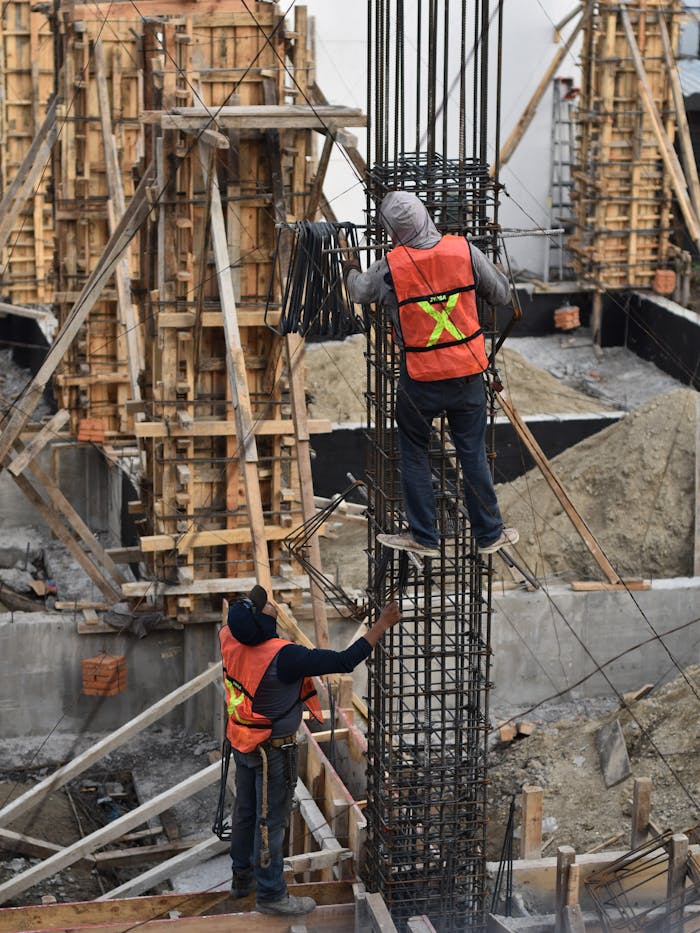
[230,745,296,903]
[395,365,504,548]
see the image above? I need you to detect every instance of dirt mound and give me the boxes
[304,339,611,424]
[305,335,367,423]
[487,664,700,860]
[496,388,697,581]
[497,346,614,415]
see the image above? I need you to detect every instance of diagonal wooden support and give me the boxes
[0,762,220,905]
[8,410,70,476]
[197,141,272,592]
[304,131,335,222]
[657,14,700,225]
[3,457,123,602]
[98,836,227,900]
[496,10,586,170]
[0,96,59,256]
[496,392,621,584]
[0,664,221,830]
[0,161,156,466]
[620,7,700,250]
[16,440,127,585]
[94,37,144,401]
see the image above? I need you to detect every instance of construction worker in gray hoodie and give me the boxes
[342,190,518,558]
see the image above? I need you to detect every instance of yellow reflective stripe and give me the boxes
[225,678,250,723]
[416,293,466,347]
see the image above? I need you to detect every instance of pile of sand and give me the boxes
[496,388,697,582]
[305,334,367,423]
[304,339,612,423]
[497,346,614,415]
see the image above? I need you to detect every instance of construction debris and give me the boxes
[488,664,700,860]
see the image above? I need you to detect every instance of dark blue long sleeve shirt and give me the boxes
[275,637,372,684]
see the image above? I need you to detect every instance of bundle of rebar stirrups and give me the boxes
[265,221,368,338]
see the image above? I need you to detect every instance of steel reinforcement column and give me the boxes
[363,2,503,929]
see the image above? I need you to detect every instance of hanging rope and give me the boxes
[266,221,368,338]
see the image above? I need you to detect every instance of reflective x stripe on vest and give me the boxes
[418,293,466,347]
[225,678,248,722]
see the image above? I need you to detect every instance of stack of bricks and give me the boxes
[82,653,127,696]
[553,304,580,331]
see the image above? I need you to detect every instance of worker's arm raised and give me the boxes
[275,601,401,683]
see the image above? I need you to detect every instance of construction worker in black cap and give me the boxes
[219,584,400,917]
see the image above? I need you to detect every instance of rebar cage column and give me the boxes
[363,3,503,928]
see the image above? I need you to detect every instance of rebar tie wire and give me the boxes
[283,479,368,620]
[266,221,368,339]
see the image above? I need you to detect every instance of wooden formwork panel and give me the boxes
[0,1,54,304]
[570,0,680,291]
[53,8,144,435]
[136,4,317,620]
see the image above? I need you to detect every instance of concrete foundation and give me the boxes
[1,579,698,739]
[491,578,700,707]
[0,613,219,739]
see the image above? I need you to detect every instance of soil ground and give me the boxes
[0,331,697,908]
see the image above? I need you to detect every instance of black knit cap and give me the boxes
[247,584,267,614]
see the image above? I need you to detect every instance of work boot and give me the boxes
[377,532,439,559]
[256,893,316,915]
[478,527,519,555]
[230,869,255,899]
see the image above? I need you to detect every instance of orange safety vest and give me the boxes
[386,234,489,382]
[218,627,323,753]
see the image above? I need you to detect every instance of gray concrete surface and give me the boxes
[490,577,700,712]
[1,578,697,739]
[0,613,214,738]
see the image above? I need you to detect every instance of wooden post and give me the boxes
[561,861,585,932]
[632,776,652,849]
[620,8,700,251]
[555,846,576,933]
[591,291,603,348]
[94,37,144,402]
[665,833,688,932]
[520,785,544,860]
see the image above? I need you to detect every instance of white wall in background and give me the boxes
[301,0,581,275]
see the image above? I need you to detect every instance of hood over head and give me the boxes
[379,191,441,249]
[227,584,278,645]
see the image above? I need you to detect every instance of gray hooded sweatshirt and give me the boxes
[344,191,510,342]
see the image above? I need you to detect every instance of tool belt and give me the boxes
[265,733,297,749]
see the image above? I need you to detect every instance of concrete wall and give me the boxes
[0,613,220,739]
[491,579,700,706]
[2,578,698,739]
[1,444,122,544]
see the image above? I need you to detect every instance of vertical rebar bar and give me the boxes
[364,2,502,929]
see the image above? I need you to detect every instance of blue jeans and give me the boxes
[230,745,296,902]
[395,366,503,548]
